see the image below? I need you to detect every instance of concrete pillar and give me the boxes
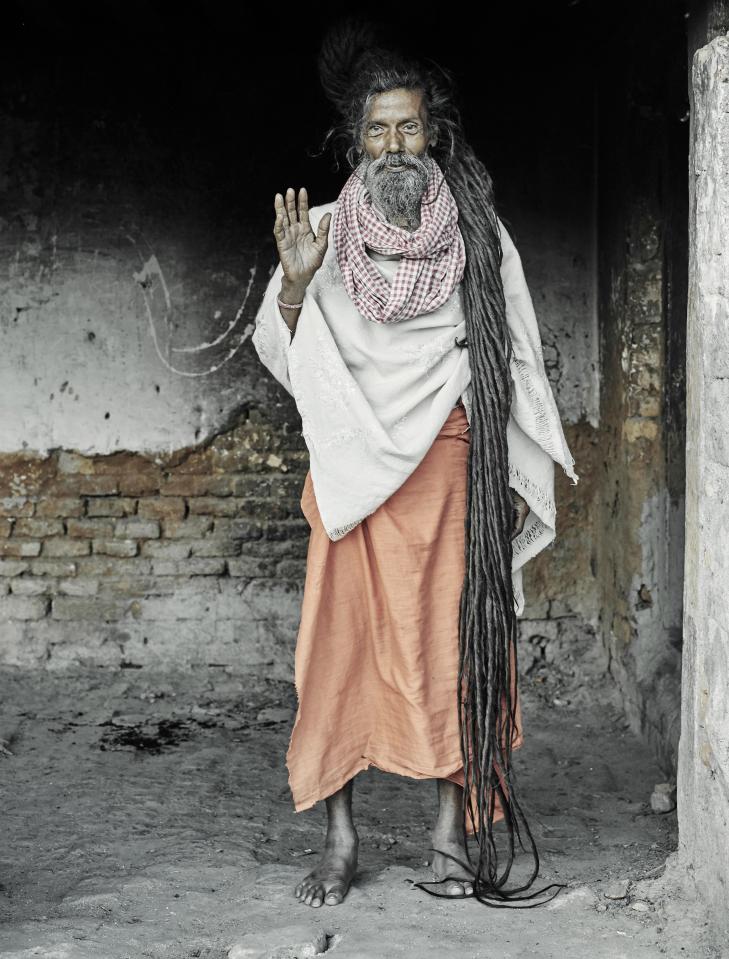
[679,33,729,932]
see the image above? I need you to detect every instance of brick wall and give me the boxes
[0,412,308,673]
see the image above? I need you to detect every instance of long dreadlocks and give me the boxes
[315,19,566,908]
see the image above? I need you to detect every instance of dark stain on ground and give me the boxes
[100,718,193,753]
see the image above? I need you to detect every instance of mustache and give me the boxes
[370,152,428,174]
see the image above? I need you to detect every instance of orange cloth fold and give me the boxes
[286,402,523,834]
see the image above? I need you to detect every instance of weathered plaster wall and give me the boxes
[595,2,688,776]
[678,33,729,934]
[0,113,268,455]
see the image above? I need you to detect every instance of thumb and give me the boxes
[316,212,332,249]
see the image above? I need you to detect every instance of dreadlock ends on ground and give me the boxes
[251,16,578,909]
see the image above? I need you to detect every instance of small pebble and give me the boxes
[650,782,677,813]
[604,879,630,900]
[630,899,651,912]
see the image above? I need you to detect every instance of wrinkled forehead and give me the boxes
[364,87,428,124]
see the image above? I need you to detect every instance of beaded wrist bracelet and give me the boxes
[277,294,304,310]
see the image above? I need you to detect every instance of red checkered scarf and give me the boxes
[333,157,466,323]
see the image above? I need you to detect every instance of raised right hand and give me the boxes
[273,187,332,289]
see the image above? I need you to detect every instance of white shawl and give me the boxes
[252,204,578,615]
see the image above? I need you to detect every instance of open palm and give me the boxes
[273,187,332,287]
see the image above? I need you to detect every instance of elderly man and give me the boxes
[252,30,576,909]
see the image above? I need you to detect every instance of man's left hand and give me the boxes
[510,489,529,539]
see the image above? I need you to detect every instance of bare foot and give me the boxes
[430,826,475,897]
[294,829,359,907]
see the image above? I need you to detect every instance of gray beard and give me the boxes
[361,152,432,231]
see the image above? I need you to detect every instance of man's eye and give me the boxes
[367,126,383,136]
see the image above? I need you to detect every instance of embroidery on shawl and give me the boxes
[400,320,461,377]
[512,516,549,555]
[508,463,556,518]
[316,424,379,451]
[511,356,568,464]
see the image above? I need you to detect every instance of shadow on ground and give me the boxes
[0,631,720,959]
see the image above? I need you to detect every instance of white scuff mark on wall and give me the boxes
[129,239,257,377]
[171,264,257,354]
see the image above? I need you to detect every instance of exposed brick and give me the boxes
[186,497,241,517]
[13,518,64,537]
[114,518,160,539]
[189,539,240,558]
[0,541,42,558]
[276,559,307,579]
[140,541,191,560]
[86,497,137,518]
[105,577,177,597]
[51,596,130,621]
[213,519,263,541]
[0,519,12,537]
[35,497,84,518]
[0,596,50,620]
[152,558,226,576]
[158,475,222,497]
[59,578,99,597]
[0,497,34,517]
[227,556,277,578]
[117,470,162,497]
[75,557,153,578]
[82,451,155,475]
[31,560,77,577]
[245,539,308,559]
[222,500,291,521]
[52,476,119,496]
[57,451,95,475]
[93,539,139,558]
[0,580,9,595]
[43,539,91,558]
[161,516,214,539]
[66,518,116,539]
[260,520,310,541]
[137,497,186,521]
[10,577,54,595]
[228,476,305,499]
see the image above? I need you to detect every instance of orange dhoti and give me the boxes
[287,402,523,834]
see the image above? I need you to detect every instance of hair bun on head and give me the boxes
[317,17,403,117]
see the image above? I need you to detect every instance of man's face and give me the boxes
[361,87,431,161]
[359,87,433,229]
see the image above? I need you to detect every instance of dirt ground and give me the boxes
[0,630,722,959]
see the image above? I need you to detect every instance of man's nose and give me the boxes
[384,129,404,153]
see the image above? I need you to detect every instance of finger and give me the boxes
[299,187,311,231]
[273,210,286,242]
[285,187,297,224]
[274,192,290,228]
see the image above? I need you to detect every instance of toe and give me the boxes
[305,884,323,907]
[325,884,345,905]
